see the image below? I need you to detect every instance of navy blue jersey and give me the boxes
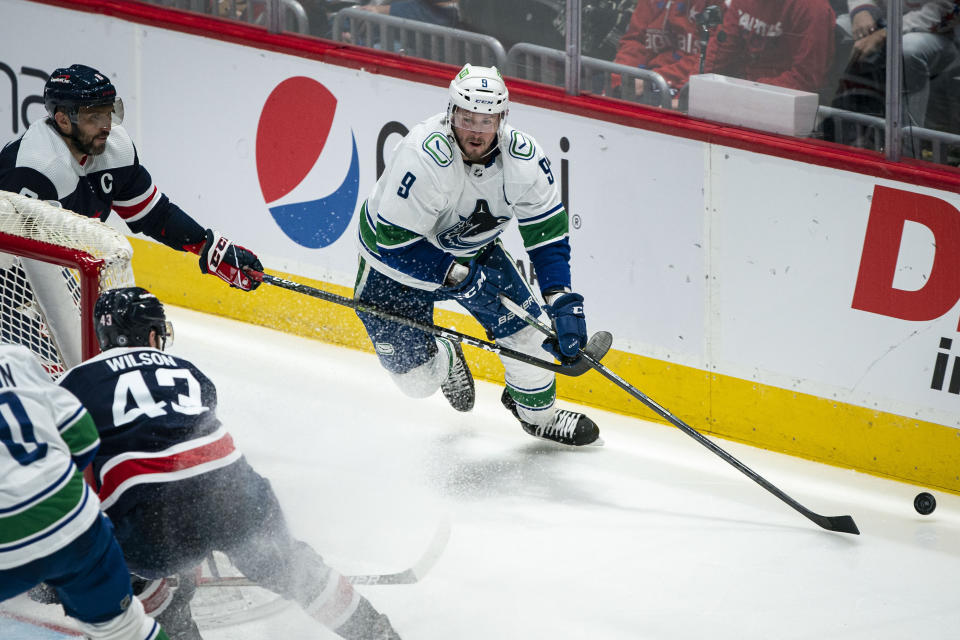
[0,119,206,251]
[58,347,241,519]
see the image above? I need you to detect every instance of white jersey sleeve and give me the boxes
[501,128,568,252]
[0,345,101,569]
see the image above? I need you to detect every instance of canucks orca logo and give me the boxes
[256,77,359,248]
[437,199,510,251]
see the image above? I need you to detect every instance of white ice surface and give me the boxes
[4,305,960,639]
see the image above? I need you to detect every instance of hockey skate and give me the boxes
[501,389,601,446]
[440,339,475,412]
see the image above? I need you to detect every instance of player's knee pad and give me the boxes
[388,338,449,399]
[497,322,548,357]
[76,595,163,640]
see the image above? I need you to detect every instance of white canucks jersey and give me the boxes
[357,113,571,292]
[0,345,101,569]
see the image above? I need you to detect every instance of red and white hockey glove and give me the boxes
[198,229,263,291]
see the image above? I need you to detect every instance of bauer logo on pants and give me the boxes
[256,77,359,249]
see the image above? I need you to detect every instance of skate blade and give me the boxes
[524,433,605,447]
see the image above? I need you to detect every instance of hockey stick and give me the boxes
[498,294,860,536]
[198,518,452,588]
[250,271,610,377]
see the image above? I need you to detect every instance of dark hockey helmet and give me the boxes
[94,287,172,351]
[44,64,123,123]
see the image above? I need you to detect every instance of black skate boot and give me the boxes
[500,389,601,446]
[440,339,475,412]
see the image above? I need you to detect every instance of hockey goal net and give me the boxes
[0,190,135,377]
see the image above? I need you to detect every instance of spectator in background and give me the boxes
[612,0,718,104]
[702,0,837,93]
[340,0,459,50]
[555,1,641,61]
[832,0,959,126]
[356,0,459,27]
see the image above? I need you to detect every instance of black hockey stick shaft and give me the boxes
[251,271,602,376]
[499,295,860,535]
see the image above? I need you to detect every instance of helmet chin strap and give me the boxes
[452,130,500,163]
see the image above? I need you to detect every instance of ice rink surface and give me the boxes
[3,305,960,639]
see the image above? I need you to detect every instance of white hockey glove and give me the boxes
[198,229,263,291]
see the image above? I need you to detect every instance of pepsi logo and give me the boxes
[256,76,359,248]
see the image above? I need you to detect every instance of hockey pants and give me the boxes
[354,247,559,426]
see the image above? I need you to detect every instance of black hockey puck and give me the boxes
[914,492,936,515]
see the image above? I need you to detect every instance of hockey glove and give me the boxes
[198,229,263,291]
[441,260,506,316]
[542,292,587,363]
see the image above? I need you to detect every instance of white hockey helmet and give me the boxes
[446,63,509,138]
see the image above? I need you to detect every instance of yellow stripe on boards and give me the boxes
[129,237,960,494]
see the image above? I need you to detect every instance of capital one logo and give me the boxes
[256,77,359,248]
[852,185,960,392]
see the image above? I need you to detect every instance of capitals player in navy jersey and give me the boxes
[354,63,600,446]
[0,344,169,640]
[0,64,261,292]
[58,287,401,640]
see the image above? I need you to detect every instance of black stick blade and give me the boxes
[586,331,613,361]
[816,514,860,535]
[556,331,614,376]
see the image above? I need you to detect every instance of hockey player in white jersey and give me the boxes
[354,63,600,446]
[0,344,168,640]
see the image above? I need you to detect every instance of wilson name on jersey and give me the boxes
[357,113,572,292]
[58,347,241,516]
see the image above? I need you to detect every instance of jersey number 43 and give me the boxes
[112,368,208,427]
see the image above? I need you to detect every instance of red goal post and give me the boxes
[0,190,135,377]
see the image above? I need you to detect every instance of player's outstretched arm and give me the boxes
[125,197,262,292]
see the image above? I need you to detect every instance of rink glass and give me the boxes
[133,0,959,168]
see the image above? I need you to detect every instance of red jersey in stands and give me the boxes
[614,0,711,90]
[703,0,836,92]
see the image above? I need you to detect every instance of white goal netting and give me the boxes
[0,190,135,377]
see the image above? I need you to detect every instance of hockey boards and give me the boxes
[251,271,611,376]
[198,518,451,589]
